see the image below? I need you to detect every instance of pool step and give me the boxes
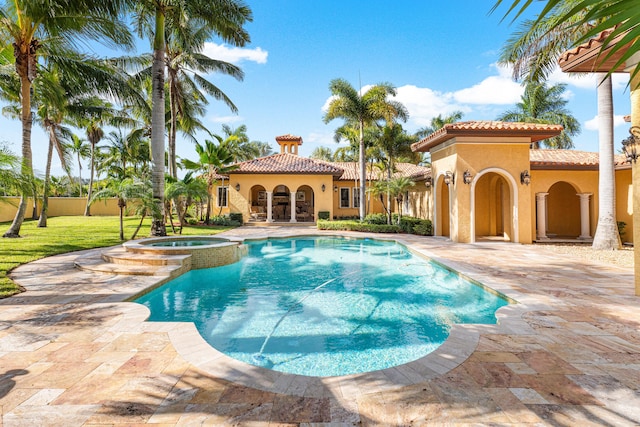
[101,247,190,267]
[74,248,189,277]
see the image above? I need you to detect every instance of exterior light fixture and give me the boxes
[463,170,472,185]
[334,185,338,192]
[520,170,531,185]
[622,126,640,163]
[443,171,454,186]
[321,184,326,192]
[425,177,432,188]
[235,183,240,191]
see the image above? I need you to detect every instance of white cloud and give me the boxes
[210,115,243,124]
[584,114,629,131]
[453,63,523,105]
[201,42,268,65]
[394,85,465,127]
[548,66,629,91]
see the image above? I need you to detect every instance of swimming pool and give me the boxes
[135,236,509,377]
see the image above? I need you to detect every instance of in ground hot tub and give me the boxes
[123,236,246,269]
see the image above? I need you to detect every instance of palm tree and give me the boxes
[0,0,132,237]
[497,81,580,149]
[324,78,408,220]
[131,0,252,237]
[389,176,415,225]
[495,0,622,249]
[101,129,151,181]
[182,138,238,224]
[91,177,152,241]
[310,147,334,162]
[416,111,464,139]
[67,134,90,196]
[0,145,29,197]
[492,0,639,81]
[164,22,245,178]
[165,171,208,230]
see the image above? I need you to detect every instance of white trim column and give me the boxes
[289,192,297,223]
[536,192,549,240]
[266,191,273,223]
[577,193,592,239]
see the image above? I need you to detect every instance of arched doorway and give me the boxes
[472,170,517,242]
[436,175,450,237]
[271,184,292,221]
[294,185,314,222]
[546,181,581,238]
[249,185,267,221]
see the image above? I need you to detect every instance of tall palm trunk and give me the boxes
[592,74,621,250]
[168,69,178,179]
[358,119,366,220]
[150,9,167,236]
[37,138,54,227]
[84,140,96,216]
[4,73,34,237]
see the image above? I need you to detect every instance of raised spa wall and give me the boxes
[123,237,247,269]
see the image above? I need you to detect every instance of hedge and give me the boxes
[317,219,401,233]
[317,216,432,236]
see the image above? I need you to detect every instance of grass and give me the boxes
[0,216,235,298]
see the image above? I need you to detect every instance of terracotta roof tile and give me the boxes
[232,153,343,175]
[275,134,303,142]
[559,28,629,73]
[328,162,431,181]
[412,121,564,152]
[530,149,628,168]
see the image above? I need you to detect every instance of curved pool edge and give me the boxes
[165,317,482,398]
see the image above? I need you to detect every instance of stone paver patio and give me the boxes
[1,226,640,426]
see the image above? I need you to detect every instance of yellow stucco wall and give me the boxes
[431,139,532,243]
[615,168,634,244]
[0,197,121,222]
[226,174,336,223]
[530,169,599,239]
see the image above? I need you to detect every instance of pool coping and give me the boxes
[123,231,538,398]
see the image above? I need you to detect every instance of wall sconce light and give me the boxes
[622,126,640,163]
[520,170,531,185]
[321,184,326,192]
[235,183,240,191]
[334,185,338,192]
[463,170,472,185]
[425,177,432,188]
[443,171,454,186]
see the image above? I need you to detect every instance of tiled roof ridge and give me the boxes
[275,134,302,142]
[233,152,344,175]
[559,27,616,65]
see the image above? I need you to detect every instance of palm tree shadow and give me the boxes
[0,369,28,399]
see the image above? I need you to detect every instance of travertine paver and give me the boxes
[1,226,639,426]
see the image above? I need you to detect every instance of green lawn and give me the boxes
[0,216,235,298]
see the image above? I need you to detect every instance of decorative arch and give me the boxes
[294,185,314,222]
[547,181,582,238]
[433,172,451,238]
[470,167,519,243]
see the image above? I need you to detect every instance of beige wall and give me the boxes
[615,168,634,244]
[431,139,532,243]
[227,174,335,223]
[1,197,121,222]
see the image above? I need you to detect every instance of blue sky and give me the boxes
[0,0,633,177]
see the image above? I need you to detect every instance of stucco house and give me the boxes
[213,126,633,246]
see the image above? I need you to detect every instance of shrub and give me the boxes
[412,220,433,236]
[186,217,198,225]
[317,219,401,233]
[364,213,387,225]
[229,212,244,224]
[396,216,421,233]
[210,215,241,226]
[318,211,330,220]
[618,221,626,239]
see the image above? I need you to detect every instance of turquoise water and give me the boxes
[135,237,509,377]
[146,238,228,247]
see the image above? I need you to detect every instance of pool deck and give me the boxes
[2,226,640,426]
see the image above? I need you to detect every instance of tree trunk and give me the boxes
[131,213,146,240]
[149,9,167,237]
[38,139,54,227]
[84,141,95,216]
[77,152,83,197]
[168,69,178,179]
[592,74,621,250]
[118,199,125,241]
[358,119,366,220]
[3,73,34,238]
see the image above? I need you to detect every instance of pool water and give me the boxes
[135,237,509,377]
[146,238,227,247]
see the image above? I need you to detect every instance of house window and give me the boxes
[352,187,360,208]
[340,187,350,208]
[217,186,228,207]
